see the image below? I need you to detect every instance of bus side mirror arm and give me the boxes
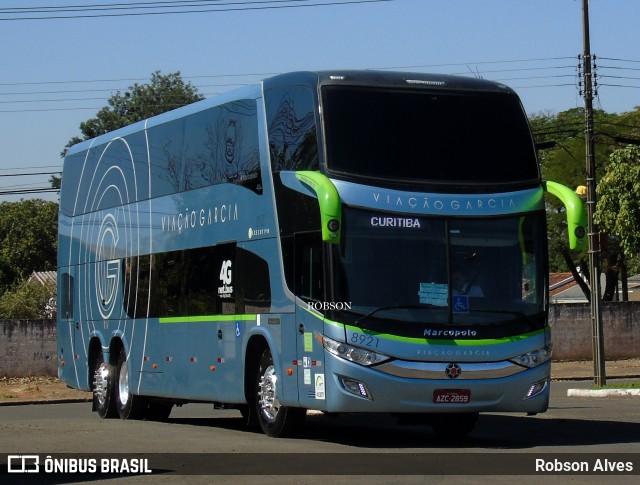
[544,180,587,250]
[295,171,342,244]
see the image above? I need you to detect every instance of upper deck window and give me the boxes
[321,86,538,185]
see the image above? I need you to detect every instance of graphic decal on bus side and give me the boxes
[218,259,233,299]
[315,374,325,400]
[95,212,121,319]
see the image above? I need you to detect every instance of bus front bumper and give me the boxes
[320,354,550,414]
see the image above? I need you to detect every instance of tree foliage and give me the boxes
[530,106,640,273]
[596,145,640,257]
[0,199,58,293]
[0,280,56,319]
[63,71,203,155]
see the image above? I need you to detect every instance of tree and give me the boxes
[49,174,61,189]
[596,145,640,259]
[62,71,203,155]
[530,106,640,272]
[0,199,58,293]
[0,280,56,319]
[0,200,58,289]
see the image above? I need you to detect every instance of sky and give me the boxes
[0,0,638,203]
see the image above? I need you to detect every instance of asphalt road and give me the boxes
[1,380,638,484]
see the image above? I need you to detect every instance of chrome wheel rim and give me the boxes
[258,364,280,423]
[93,362,110,405]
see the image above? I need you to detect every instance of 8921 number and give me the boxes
[350,333,380,348]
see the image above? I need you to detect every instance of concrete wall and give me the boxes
[550,301,640,361]
[1,304,639,376]
[0,320,58,377]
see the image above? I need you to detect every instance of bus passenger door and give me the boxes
[57,268,79,386]
[293,232,327,408]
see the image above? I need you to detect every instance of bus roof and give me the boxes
[264,70,515,94]
[65,70,516,157]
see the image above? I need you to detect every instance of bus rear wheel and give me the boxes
[115,348,148,420]
[255,348,305,437]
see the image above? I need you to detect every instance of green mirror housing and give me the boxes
[544,180,587,250]
[295,171,342,243]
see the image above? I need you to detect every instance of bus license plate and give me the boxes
[433,389,471,404]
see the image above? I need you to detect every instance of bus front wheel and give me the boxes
[254,348,305,437]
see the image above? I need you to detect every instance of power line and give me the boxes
[0,164,61,171]
[0,0,250,12]
[0,171,61,177]
[0,57,582,113]
[0,187,59,196]
[0,0,393,21]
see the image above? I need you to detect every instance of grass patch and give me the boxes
[594,381,640,390]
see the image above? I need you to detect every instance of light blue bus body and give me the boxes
[57,71,585,437]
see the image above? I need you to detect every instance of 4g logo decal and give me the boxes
[218,259,233,298]
[219,260,232,285]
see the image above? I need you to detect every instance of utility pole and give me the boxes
[582,0,606,386]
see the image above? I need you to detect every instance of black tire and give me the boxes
[92,350,117,419]
[114,348,148,420]
[254,348,305,437]
[430,412,479,440]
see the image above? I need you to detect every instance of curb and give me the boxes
[0,397,91,407]
[553,374,640,382]
[567,388,640,397]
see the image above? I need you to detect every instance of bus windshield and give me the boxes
[332,207,546,329]
[321,85,539,185]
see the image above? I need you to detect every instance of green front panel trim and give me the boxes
[544,180,587,250]
[343,324,545,346]
[308,306,544,346]
[159,314,257,324]
[295,171,342,243]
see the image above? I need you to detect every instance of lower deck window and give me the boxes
[123,244,270,318]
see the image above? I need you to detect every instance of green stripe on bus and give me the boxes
[159,314,257,324]
[343,325,545,346]
[299,304,544,346]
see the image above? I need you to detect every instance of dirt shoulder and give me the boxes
[0,376,91,404]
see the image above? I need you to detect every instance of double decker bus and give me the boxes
[57,70,586,438]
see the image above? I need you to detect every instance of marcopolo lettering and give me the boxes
[423,328,478,338]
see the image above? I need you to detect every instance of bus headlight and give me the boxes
[510,345,553,368]
[322,335,390,366]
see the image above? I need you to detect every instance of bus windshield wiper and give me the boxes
[354,304,440,328]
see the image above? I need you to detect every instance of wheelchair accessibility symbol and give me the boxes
[453,295,469,313]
